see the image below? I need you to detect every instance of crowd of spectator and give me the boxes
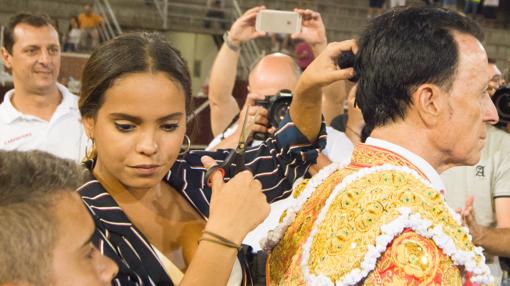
[369,0,503,27]
[49,2,104,53]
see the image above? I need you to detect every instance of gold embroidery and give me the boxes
[268,168,354,284]
[267,144,483,285]
[351,145,427,178]
[306,170,474,283]
[292,179,310,199]
[364,232,462,285]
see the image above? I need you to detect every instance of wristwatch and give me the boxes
[223,31,240,52]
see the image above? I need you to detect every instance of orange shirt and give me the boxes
[79,12,102,29]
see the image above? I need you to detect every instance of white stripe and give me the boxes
[77,180,100,192]
[270,188,293,201]
[245,155,273,166]
[254,167,279,179]
[180,169,203,216]
[262,176,287,192]
[197,188,210,207]
[90,205,123,211]
[122,237,141,261]
[82,201,97,215]
[98,230,117,253]
[244,141,266,154]
[99,218,131,227]
[274,122,294,136]
[81,192,110,201]
[176,158,226,165]
[130,227,165,276]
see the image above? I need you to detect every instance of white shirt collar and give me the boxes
[0,83,78,124]
[365,137,446,192]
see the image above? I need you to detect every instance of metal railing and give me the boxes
[0,26,13,86]
[94,0,123,41]
[148,0,261,78]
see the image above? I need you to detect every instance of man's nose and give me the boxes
[37,49,51,65]
[483,94,499,125]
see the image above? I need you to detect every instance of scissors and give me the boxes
[205,106,252,187]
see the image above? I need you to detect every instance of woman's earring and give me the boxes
[84,137,97,161]
[179,135,191,156]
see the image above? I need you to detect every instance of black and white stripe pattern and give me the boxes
[78,114,326,285]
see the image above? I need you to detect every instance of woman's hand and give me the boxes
[201,156,270,244]
[290,39,358,142]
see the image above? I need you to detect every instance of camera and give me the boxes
[492,85,510,125]
[253,89,293,141]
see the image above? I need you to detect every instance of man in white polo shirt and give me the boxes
[0,13,86,161]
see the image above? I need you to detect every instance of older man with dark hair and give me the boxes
[441,59,510,285]
[265,7,498,285]
[0,150,118,286]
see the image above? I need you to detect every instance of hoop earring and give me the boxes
[179,135,191,156]
[84,137,97,161]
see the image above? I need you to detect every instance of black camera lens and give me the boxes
[270,99,291,128]
[493,86,510,123]
[253,90,293,141]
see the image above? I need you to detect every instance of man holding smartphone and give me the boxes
[207,6,349,150]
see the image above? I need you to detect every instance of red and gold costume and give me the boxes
[264,141,493,286]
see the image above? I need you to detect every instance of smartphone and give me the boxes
[255,10,302,34]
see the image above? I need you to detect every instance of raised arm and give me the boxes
[291,9,327,57]
[290,40,357,142]
[208,6,266,136]
[291,9,351,125]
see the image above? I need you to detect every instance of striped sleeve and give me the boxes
[168,112,326,212]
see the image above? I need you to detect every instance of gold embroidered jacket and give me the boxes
[266,144,493,286]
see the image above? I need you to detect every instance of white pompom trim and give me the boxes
[299,164,493,286]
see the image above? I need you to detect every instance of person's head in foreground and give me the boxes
[0,150,118,286]
[79,32,193,191]
[355,7,499,172]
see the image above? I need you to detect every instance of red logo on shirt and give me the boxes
[4,132,32,145]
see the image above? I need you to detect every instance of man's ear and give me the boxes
[82,117,95,139]
[411,84,445,128]
[1,47,13,70]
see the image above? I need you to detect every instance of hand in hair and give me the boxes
[290,40,358,142]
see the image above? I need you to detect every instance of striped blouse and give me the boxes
[78,114,326,285]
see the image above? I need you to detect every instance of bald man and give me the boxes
[206,52,301,150]
[207,7,349,151]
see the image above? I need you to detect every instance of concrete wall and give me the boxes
[163,31,217,97]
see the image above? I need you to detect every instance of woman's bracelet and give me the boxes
[198,230,242,251]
